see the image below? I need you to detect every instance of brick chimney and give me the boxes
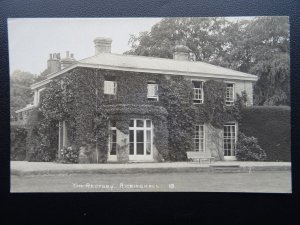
[61,51,77,69]
[47,53,61,73]
[94,37,112,54]
[173,40,191,61]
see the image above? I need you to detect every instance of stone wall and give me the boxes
[205,123,224,160]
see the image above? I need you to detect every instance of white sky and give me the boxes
[8,18,162,75]
[8,17,254,75]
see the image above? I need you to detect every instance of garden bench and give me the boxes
[186,151,215,163]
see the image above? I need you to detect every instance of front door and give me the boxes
[129,119,153,161]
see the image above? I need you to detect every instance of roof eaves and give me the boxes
[31,58,258,90]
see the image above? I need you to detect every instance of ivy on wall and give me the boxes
[27,67,244,162]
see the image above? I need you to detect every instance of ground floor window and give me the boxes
[129,119,152,156]
[193,124,205,152]
[223,122,237,156]
[109,121,117,155]
[58,121,67,158]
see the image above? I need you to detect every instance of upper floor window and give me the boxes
[192,81,204,104]
[104,79,117,95]
[147,82,158,101]
[225,83,234,106]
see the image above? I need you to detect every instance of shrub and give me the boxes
[10,126,27,160]
[60,146,79,163]
[240,106,290,161]
[236,132,266,161]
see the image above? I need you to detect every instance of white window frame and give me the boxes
[104,80,117,95]
[223,122,237,160]
[225,83,235,106]
[192,80,204,104]
[129,119,153,161]
[193,124,206,152]
[108,121,117,156]
[147,83,159,101]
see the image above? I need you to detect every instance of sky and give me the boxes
[8,18,162,75]
[8,17,254,75]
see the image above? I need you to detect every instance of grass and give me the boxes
[11,171,291,193]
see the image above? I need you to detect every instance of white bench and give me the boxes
[186,151,215,163]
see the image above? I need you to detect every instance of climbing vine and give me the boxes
[27,67,244,162]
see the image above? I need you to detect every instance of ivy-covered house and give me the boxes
[14,37,258,163]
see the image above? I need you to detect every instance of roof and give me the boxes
[31,53,258,89]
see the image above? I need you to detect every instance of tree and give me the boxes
[125,17,230,62]
[125,17,290,106]
[10,70,36,115]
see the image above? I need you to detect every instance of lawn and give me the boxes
[11,171,292,193]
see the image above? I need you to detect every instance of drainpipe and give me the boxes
[95,67,99,164]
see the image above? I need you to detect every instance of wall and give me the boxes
[205,124,224,160]
[234,80,254,106]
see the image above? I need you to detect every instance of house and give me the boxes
[14,37,258,162]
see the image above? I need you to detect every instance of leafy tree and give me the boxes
[125,17,230,62]
[10,70,36,115]
[125,17,290,106]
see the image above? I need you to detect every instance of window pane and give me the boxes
[146,120,151,128]
[112,130,116,142]
[136,143,144,155]
[129,130,134,142]
[130,143,134,155]
[146,130,151,143]
[136,120,144,127]
[110,143,116,155]
[146,143,151,155]
[200,141,204,152]
[193,81,201,88]
[136,130,144,142]
[104,81,116,95]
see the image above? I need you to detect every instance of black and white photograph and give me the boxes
[9,17,291,193]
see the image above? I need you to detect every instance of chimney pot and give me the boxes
[173,41,191,61]
[70,53,74,58]
[66,51,69,58]
[94,37,112,54]
[49,54,52,59]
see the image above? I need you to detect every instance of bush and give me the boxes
[236,132,266,161]
[240,106,290,161]
[10,126,27,160]
[60,146,79,163]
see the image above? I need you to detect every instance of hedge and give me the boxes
[240,106,290,161]
[10,125,27,161]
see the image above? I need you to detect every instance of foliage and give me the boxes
[126,17,290,106]
[159,76,194,160]
[236,132,266,161]
[10,126,27,160]
[240,106,290,161]
[59,146,79,163]
[125,17,229,62]
[28,66,244,162]
[25,108,58,162]
[10,70,36,118]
